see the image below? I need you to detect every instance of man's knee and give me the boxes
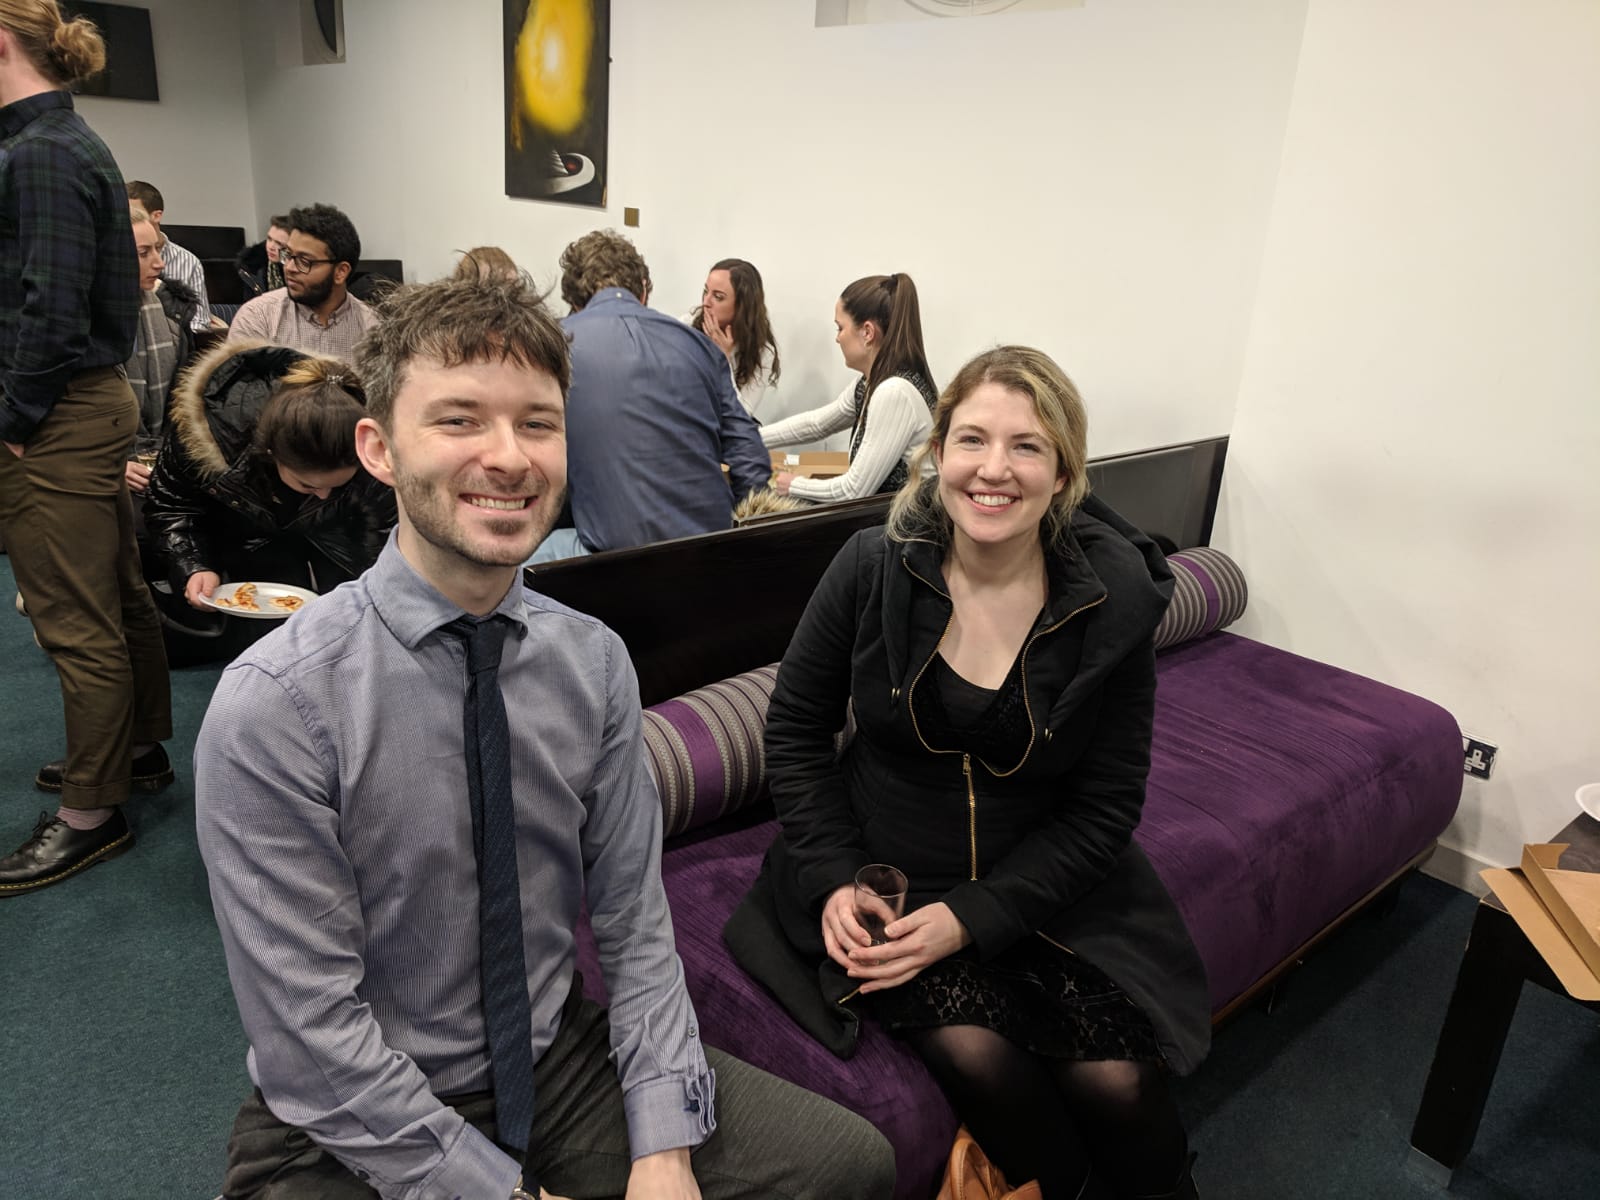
[812,1111,896,1200]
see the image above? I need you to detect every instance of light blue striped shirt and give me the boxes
[196,536,715,1200]
[157,235,212,330]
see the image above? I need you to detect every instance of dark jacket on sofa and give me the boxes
[143,341,396,591]
[727,496,1212,1073]
[234,239,283,298]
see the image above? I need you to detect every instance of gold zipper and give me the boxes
[985,593,1107,780]
[896,557,1106,882]
[963,753,977,880]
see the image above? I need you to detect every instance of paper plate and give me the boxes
[203,581,319,620]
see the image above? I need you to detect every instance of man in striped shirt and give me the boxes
[125,178,213,331]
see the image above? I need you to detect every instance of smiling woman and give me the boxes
[730,344,1207,1199]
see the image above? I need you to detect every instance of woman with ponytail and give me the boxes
[143,342,397,634]
[1,1,175,891]
[760,272,937,503]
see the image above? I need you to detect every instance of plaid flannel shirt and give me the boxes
[0,90,139,444]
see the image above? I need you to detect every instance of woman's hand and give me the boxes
[125,459,152,493]
[185,571,222,610]
[821,883,872,971]
[703,316,735,359]
[772,470,796,496]
[846,902,972,993]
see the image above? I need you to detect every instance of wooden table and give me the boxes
[1408,812,1600,1182]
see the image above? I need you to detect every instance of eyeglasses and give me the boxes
[281,251,336,272]
[266,237,290,254]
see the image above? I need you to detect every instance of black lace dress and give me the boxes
[864,654,1167,1064]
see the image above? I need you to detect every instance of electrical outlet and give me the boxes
[1462,736,1497,780]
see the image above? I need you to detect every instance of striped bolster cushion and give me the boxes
[643,664,779,837]
[1153,546,1248,651]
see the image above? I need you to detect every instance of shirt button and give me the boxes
[688,1026,698,1037]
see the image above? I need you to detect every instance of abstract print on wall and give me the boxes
[504,0,611,207]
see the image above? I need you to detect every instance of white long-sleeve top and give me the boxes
[730,346,775,417]
[760,375,933,504]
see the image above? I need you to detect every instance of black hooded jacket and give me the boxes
[727,496,1211,1072]
[143,341,396,589]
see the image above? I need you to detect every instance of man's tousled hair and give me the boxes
[558,229,650,312]
[355,274,571,427]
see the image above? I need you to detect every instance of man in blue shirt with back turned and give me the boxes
[556,230,770,555]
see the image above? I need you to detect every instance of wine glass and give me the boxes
[854,864,908,946]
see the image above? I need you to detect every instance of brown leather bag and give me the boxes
[935,1127,1042,1200]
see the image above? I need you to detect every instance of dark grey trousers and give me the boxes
[222,987,896,1200]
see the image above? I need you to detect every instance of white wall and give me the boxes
[76,0,256,228]
[1215,0,1600,882]
[236,0,1307,448]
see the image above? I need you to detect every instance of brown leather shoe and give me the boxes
[0,809,134,897]
[35,742,174,794]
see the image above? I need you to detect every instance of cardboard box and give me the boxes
[1481,842,1600,1001]
[772,451,850,480]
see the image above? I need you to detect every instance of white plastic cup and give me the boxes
[1576,782,1600,821]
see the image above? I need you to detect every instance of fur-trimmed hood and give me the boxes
[169,339,307,480]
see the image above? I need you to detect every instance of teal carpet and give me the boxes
[0,554,1595,1198]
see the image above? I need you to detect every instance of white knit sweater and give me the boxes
[760,375,933,504]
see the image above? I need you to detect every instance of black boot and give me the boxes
[36,742,174,794]
[0,809,134,896]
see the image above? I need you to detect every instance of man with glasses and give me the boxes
[228,202,378,364]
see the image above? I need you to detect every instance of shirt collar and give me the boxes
[583,288,642,311]
[296,290,352,327]
[367,532,529,649]
[0,89,71,140]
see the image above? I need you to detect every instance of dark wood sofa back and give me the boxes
[528,436,1227,707]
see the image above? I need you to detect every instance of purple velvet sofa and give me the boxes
[572,547,1464,1199]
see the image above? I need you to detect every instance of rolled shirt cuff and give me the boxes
[622,1069,718,1161]
[394,1119,521,1200]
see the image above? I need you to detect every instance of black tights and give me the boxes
[907,1024,1189,1200]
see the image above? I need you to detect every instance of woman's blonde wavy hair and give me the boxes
[887,345,1090,550]
[0,0,106,85]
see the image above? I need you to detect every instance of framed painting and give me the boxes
[504,0,611,208]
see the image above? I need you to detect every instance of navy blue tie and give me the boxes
[451,617,538,1166]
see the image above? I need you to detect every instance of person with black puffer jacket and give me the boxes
[142,340,396,659]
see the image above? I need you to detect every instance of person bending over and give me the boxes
[195,273,896,1200]
[760,273,935,504]
[689,258,782,418]
[143,342,396,631]
[729,346,1209,1200]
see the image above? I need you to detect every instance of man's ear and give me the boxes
[334,261,353,286]
[355,417,396,487]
